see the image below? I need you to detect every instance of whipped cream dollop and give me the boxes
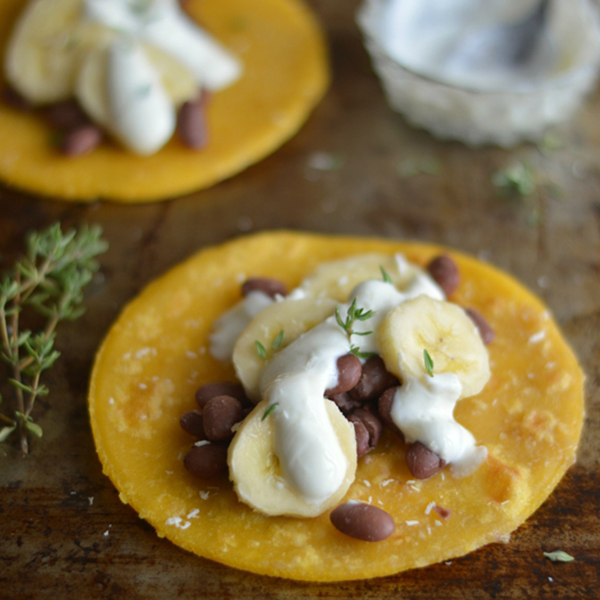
[211,254,487,503]
[378,0,596,93]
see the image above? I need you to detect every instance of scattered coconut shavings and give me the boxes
[529,331,546,344]
[199,491,210,500]
[380,478,395,487]
[186,351,198,359]
[406,520,419,526]
[544,550,575,563]
[187,509,200,519]
[88,496,94,506]
[166,516,191,530]
[425,501,436,515]
[194,440,210,447]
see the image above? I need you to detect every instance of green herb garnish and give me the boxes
[492,162,536,196]
[255,340,267,360]
[272,330,284,350]
[544,550,575,563]
[335,298,375,358]
[0,223,108,454]
[424,349,434,377]
[380,266,393,284]
[262,403,279,421]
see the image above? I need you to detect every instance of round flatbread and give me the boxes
[89,231,584,581]
[0,0,328,202]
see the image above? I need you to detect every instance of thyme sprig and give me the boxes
[0,222,108,455]
[424,349,434,377]
[335,299,377,359]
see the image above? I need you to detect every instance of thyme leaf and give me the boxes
[380,266,393,284]
[255,340,267,360]
[262,403,279,421]
[0,222,108,454]
[424,349,434,377]
[544,550,574,563]
[335,298,376,358]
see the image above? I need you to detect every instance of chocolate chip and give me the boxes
[183,443,228,479]
[349,356,398,402]
[326,354,362,396]
[179,409,206,439]
[405,441,445,479]
[427,254,460,296]
[241,277,287,299]
[196,382,248,408]
[465,308,495,344]
[59,124,102,156]
[330,502,395,542]
[202,395,243,442]
[377,387,404,438]
[177,91,209,149]
[43,99,90,130]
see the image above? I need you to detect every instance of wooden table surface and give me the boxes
[1,1,599,598]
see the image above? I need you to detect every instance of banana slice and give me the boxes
[4,0,110,104]
[228,399,357,517]
[299,253,425,302]
[76,40,198,127]
[232,297,337,402]
[378,295,490,398]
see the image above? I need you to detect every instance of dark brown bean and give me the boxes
[349,356,398,402]
[179,409,206,438]
[329,392,361,415]
[202,395,243,442]
[59,124,103,156]
[177,91,209,149]
[183,442,228,479]
[349,417,370,458]
[2,86,31,109]
[427,254,460,296]
[353,408,382,447]
[465,307,495,344]
[405,441,445,479]
[43,99,90,130]
[377,387,404,438]
[330,502,395,542]
[241,277,287,299]
[325,354,363,396]
[196,382,247,409]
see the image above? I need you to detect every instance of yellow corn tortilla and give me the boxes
[89,231,584,581]
[0,0,329,202]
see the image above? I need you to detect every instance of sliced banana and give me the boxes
[232,297,337,402]
[228,399,357,517]
[298,253,425,302]
[76,39,198,126]
[4,0,110,104]
[378,295,490,398]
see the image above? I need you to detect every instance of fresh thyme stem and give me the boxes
[0,222,108,455]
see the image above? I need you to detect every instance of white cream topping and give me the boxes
[378,0,583,93]
[106,38,175,155]
[390,373,487,476]
[84,0,241,90]
[209,291,273,362]
[80,0,241,153]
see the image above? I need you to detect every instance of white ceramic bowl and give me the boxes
[357,0,600,146]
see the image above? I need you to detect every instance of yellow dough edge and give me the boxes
[89,231,585,581]
[0,0,329,202]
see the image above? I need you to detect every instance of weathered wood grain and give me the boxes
[1,1,599,598]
